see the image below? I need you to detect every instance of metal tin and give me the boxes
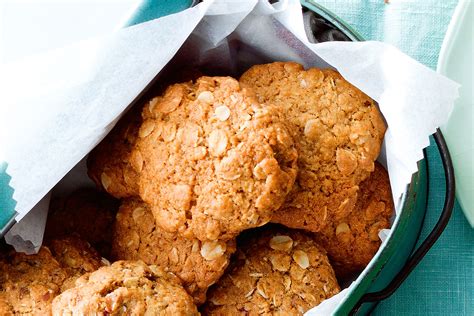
[123,2,458,316]
[0,3,452,315]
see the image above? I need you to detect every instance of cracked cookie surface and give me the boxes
[240,62,386,232]
[52,260,199,315]
[315,162,394,280]
[111,198,236,304]
[202,226,340,315]
[0,236,104,315]
[132,76,298,241]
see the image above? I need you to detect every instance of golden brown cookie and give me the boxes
[47,236,107,291]
[87,106,144,199]
[202,226,340,315]
[0,298,13,316]
[0,247,66,315]
[86,68,203,200]
[52,260,199,316]
[315,162,394,280]
[132,76,298,241]
[45,188,119,257]
[0,236,105,315]
[240,62,386,232]
[111,198,236,305]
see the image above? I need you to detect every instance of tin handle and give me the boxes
[350,129,456,315]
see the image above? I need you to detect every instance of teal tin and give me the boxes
[0,162,16,236]
[122,1,454,314]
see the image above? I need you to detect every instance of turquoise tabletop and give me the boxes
[315,0,474,315]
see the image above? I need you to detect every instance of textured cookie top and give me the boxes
[0,298,12,316]
[240,62,386,231]
[202,227,340,315]
[0,247,67,315]
[315,162,394,280]
[133,76,298,241]
[0,236,105,315]
[48,236,107,291]
[112,198,236,304]
[87,106,143,199]
[45,189,119,257]
[52,260,199,316]
[87,68,203,200]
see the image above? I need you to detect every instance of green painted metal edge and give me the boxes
[356,158,427,315]
[0,162,17,236]
[124,0,195,27]
[302,0,365,42]
[336,160,427,315]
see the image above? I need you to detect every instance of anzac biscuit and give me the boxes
[202,226,340,315]
[315,162,394,279]
[86,68,203,199]
[47,236,107,291]
[111,198,236,304]
[133,76,298,241]
[0,236,104,315]
[52,260,199,315]
[240,62,386,232]
[0,247,67,315]
[0,298,12,315]
[87,106,144,199]
[45,188,119,257]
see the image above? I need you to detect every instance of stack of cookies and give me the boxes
[0,62,393,315]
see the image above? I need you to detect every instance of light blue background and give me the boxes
[314,0,473,314]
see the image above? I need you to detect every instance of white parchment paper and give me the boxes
[4,193,50,254]
[0,0,459,313]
